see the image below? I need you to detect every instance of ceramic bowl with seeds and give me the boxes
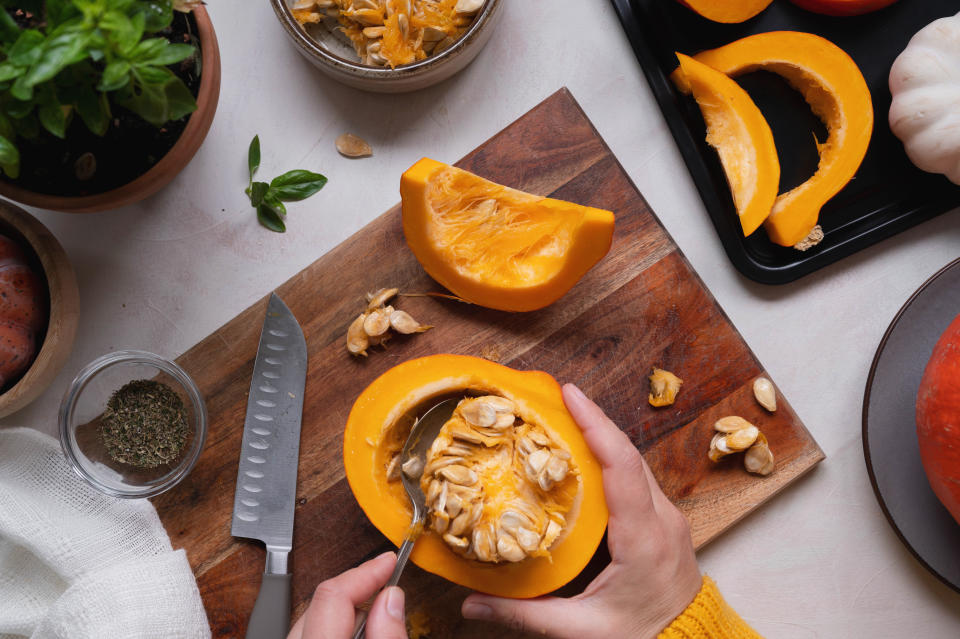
[271,0,503,93]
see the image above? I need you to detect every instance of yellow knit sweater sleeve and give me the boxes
[657,576,763,639]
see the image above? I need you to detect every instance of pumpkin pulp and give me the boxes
[675,53,780,237]
[677,31,873,247]
[401,158,615,312]
[343,354,608,598]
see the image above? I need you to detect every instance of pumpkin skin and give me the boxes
[789,0,898,16]
[678,32,873,247]
[678,0,773,23]
[916,313,960,526]
[889,12,960,186]
[674,53,780,237]
[401,158,615,312]
[0,235,46,388]
[343,354,608,598]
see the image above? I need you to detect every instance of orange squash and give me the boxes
[674,53,780,237]
[343,354,608,597]
[678,0,773,23]
[789,0,899,16]
[401,158,615,312]
[916,313,960,526]
[677,32,874,247]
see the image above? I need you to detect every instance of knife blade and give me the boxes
[231,293,307,639]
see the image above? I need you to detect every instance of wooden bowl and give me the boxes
[0,201,79,417]
[0,7,221,213]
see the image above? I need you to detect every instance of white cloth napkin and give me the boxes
[0,427,210,639]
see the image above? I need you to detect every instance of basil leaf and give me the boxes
[99,9,133,33]
[143,43,194,66]
[6,98,34,119]
[76,87,110,136]
[162,75,196,121]
[130,37,168,62]
[257,203,286,233]
[24,31,91,87]
[8,31,45,67]
[0,11,20,43]
[248,135,260,182]
[10,76,33,101]
[97,60,131,92]
[263,192,287,217]
[0,133,19,178]
[248,181,269,207]
[37,91,68,138]
[269,170,328,201]
[136,0,174,32]
[0,63,24,83]
[133,64,172,84]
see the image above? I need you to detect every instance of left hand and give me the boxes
[288,551,406,639]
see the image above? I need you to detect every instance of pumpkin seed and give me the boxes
[346,314,369,356]
[753,377,777,412]
[744,434,775,475]
[714,416,754,433]
[336,133,373,158]
[363,309,390,337]
[455,0,483,14]
[389,310,432,334]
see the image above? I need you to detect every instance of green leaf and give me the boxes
[0,134,20,179]
[263,192,287,217]
[24,31,91,87]
[116,72,195,126]
[130,37,167,62]
[162,74,196,120]
[98,60,131,91]
[99,9,133,33]
[0,63,24,83]
[136,0,174,32]
[269,170,328,201]
[257,203,286,233]
[38,102,68,138]
[10,76,33,101]
[248,135,260,182]
[248,181,269,207]
[8,30,45,67]
[45,0,81,31]
[113,11,145,54]
[76,86,110,136]
[132,63,171,84]
[146,42,194,66]
[6,98,34,119]
[0,11,20,44]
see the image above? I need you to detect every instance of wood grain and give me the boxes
[154,88,824,637]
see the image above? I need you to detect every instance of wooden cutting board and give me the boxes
[154,88,824,638]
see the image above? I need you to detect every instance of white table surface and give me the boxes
[5,1,960,636]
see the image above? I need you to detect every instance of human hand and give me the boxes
[288,551,406,639]
[461,383,702,638]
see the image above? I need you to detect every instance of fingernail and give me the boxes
[385,587,404,621]
[564,383,587,403]
[375,550,396,562]
[462,601,493,620]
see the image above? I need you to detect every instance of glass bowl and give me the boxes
[59,350,207,498]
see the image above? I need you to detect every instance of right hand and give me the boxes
[461,383,703,638]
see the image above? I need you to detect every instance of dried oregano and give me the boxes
[99,379,189,468]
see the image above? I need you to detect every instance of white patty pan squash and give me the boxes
[889,12,960,185]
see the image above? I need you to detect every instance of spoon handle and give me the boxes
[351,535,417,639]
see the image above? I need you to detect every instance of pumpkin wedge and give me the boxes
[678,0,773,23]
[343,354,608,598]
[678,32,873,247]
[401,158,615,312]
[675,53,780,237]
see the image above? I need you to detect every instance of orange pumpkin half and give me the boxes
[343,354,608,598]
[401,158,615,312]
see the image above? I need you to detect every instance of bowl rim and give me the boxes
[59,350,208,499]
[270,0,500,79]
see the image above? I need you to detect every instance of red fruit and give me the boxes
[916,313,960,526]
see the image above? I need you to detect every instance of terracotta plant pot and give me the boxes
[0,7,221,214]
[0,200,79,417]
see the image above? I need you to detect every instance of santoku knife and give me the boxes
[231,293,307,639]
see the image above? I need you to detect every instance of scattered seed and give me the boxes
[336,133,373,158]
[753,377,777,412]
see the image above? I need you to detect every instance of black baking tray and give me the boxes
[611,0,960,284]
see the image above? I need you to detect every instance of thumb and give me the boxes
[462,594,594,638]
[365,586,407,638]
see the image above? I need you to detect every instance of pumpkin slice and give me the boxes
[401,158,615,312]
[678,0,773,23]
[674,53,780,237]
[343,354,608,598]
[678,31,874,248]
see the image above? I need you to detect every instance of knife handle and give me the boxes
[246,572,291,639]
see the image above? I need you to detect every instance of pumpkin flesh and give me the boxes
[680,31,874,247]
[678,0,773,23]
[916,313,960,526]
[401,158,615,312]
[675,53,780,237]
[343,354,608,598]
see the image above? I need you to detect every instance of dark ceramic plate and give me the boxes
[863,257,960,594]
[610,0,960,284]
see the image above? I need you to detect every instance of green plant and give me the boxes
[245,135,328,233]
[0,0,199,178]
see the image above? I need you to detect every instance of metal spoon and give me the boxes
[352,397,459,639]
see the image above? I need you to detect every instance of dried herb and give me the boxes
[99,379,189,468]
